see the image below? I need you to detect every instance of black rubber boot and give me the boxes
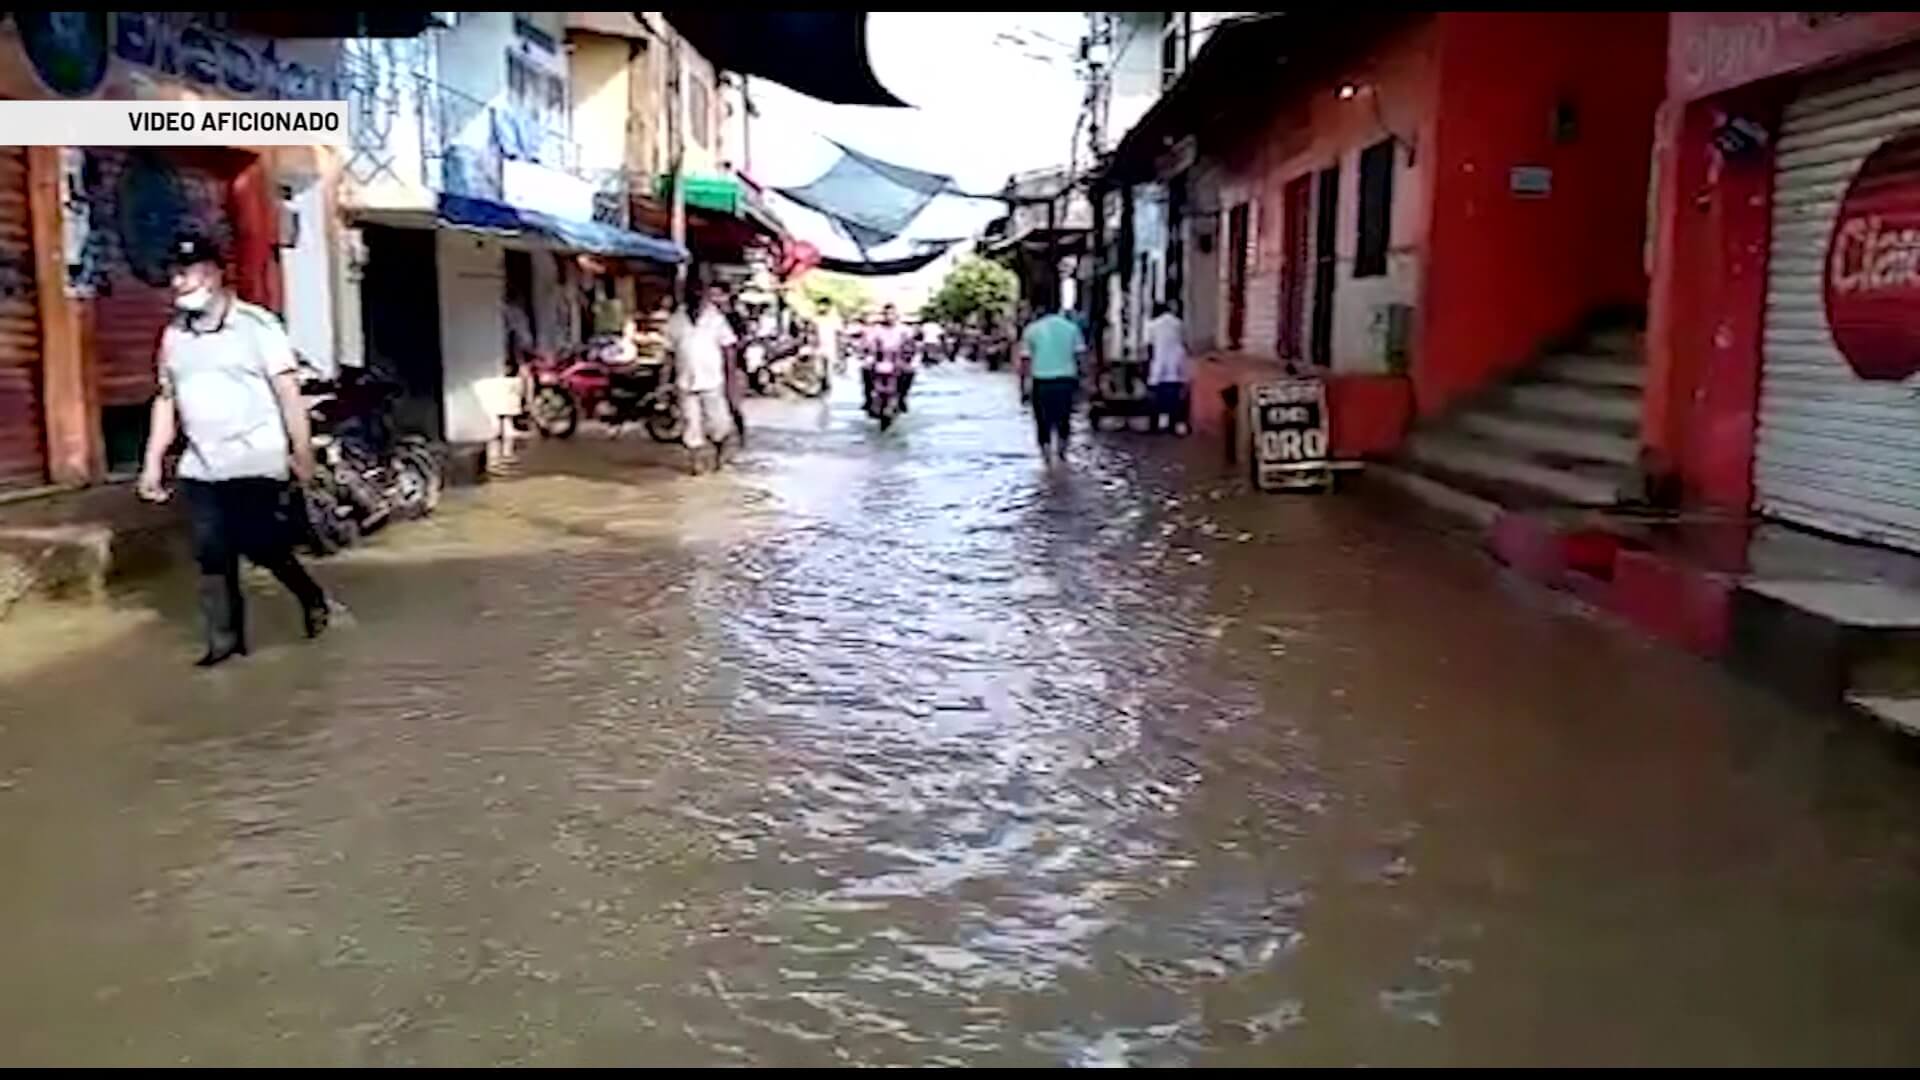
[195,573,247,667]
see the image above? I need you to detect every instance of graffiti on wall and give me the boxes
[10,12,340,100]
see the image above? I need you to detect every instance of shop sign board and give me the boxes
[1250,377,1330,492]
[1825,127,1920,381]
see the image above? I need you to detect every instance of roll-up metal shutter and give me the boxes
[87,150,234,407]
[0,148,46,491]
[1759,56,1920,549]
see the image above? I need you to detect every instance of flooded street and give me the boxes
[7,368,1920,1066]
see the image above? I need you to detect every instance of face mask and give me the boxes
[174,286,214,313]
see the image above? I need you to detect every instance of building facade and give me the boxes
[1644,12,1920,552]
[0,12,372,491]
[342,12,685,448]
[1098,12,1666,457]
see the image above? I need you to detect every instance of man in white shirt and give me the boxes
[667,281,739,473]
[136,231,331,666]
[810,298,843,375]
[1145,300,1191,435]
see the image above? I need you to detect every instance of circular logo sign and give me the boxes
[1825,128,1920,381]
[15,12,110,97]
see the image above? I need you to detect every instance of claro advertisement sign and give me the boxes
[1825,128,1920,381]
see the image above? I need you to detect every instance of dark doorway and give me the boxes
[1309,163,1340,367]
[1226,202,1250,350]
[1278,174,1312,361]
[360,225,445,440]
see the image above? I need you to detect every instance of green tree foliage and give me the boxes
[786,270,872,317]
[923,256,1018,326]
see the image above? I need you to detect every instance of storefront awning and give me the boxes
[664,173,786,238]
[435,194,686,264]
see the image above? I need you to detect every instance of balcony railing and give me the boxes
[342,40,630,225]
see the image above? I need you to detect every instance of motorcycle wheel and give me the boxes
[787,365,827,398]
[397,439,444,515]
[531,386,579,439]
[391,453,437,520]
[646,403,686,444]
[300,482,361,555]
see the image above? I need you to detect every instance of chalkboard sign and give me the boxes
[1251,377,1330,491]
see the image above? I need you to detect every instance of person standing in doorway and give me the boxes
[667,281,738,474]
[1017,298,1089,464]
[1145,300,1191,435]
[136,232,332,667]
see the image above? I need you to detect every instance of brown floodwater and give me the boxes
[4,368,1920,1066]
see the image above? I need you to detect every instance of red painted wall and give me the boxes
[1418,12,1668,415]
[1642,88,1782,511]
[1644,13,1920,514]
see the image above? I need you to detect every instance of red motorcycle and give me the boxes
[525,337,683,443]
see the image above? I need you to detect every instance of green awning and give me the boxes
[657,173,786,237]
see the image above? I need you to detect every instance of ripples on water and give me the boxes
[7,371,1920,1065]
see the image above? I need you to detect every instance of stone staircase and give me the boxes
[1397,325,1645,509]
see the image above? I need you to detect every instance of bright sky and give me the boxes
[747,11,1089,288]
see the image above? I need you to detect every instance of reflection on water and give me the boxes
[5,369,1920,1066]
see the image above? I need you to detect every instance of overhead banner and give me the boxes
[0,100,348,145]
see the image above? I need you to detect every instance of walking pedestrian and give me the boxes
[667,281,738,474]
[1145,300,1191,435]
[135,231,332,667]
[1016,298,1089,464]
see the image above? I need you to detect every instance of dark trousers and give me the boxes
[1031,376,1077,450]
[1150,381,1190,432]
[181,478,326,650]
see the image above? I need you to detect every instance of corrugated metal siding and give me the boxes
[0,148,45,491]
[1758,58,1920,549]
[88,150,233,407]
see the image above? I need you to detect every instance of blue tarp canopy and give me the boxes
[436,194,686,264]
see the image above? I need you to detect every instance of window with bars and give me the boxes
[1354,138,1395,279]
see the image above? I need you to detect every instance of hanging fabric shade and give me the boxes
[779,141,955,249]
[814,240,961,277]
[659,12,907,107]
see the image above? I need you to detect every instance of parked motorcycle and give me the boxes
[300,367,442,555]
[526,338,683,442]
[745,334,829,398]
[865,358,906,431]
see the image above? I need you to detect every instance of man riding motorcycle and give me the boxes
[861,303,917,415]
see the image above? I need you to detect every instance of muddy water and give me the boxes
[5,369,1920,1065]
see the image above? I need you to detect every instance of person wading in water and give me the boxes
[136,231,333,667]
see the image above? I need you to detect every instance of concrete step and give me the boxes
[1730,579,1920,708]
[1453,410,1639,467]
[1847,694,1920,736]
[1587,327,1644,356]
[1405,433,1626,507]
[1505,383,1641,427]
[1363,463,1503,529]
[1538,355,1644,390]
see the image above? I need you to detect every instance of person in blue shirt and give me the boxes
[1016,300,1089,464]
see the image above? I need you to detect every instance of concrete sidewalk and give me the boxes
[0,483,180,619]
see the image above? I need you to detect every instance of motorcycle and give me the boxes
[745,333,829,398]
[864,358,905,431]
[526,338,683,443]
[300,367,442,555]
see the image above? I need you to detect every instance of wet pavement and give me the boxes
[6,367,1920,1065]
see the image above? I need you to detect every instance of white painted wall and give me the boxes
[436,231,507,444]
[281,175,337,376]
